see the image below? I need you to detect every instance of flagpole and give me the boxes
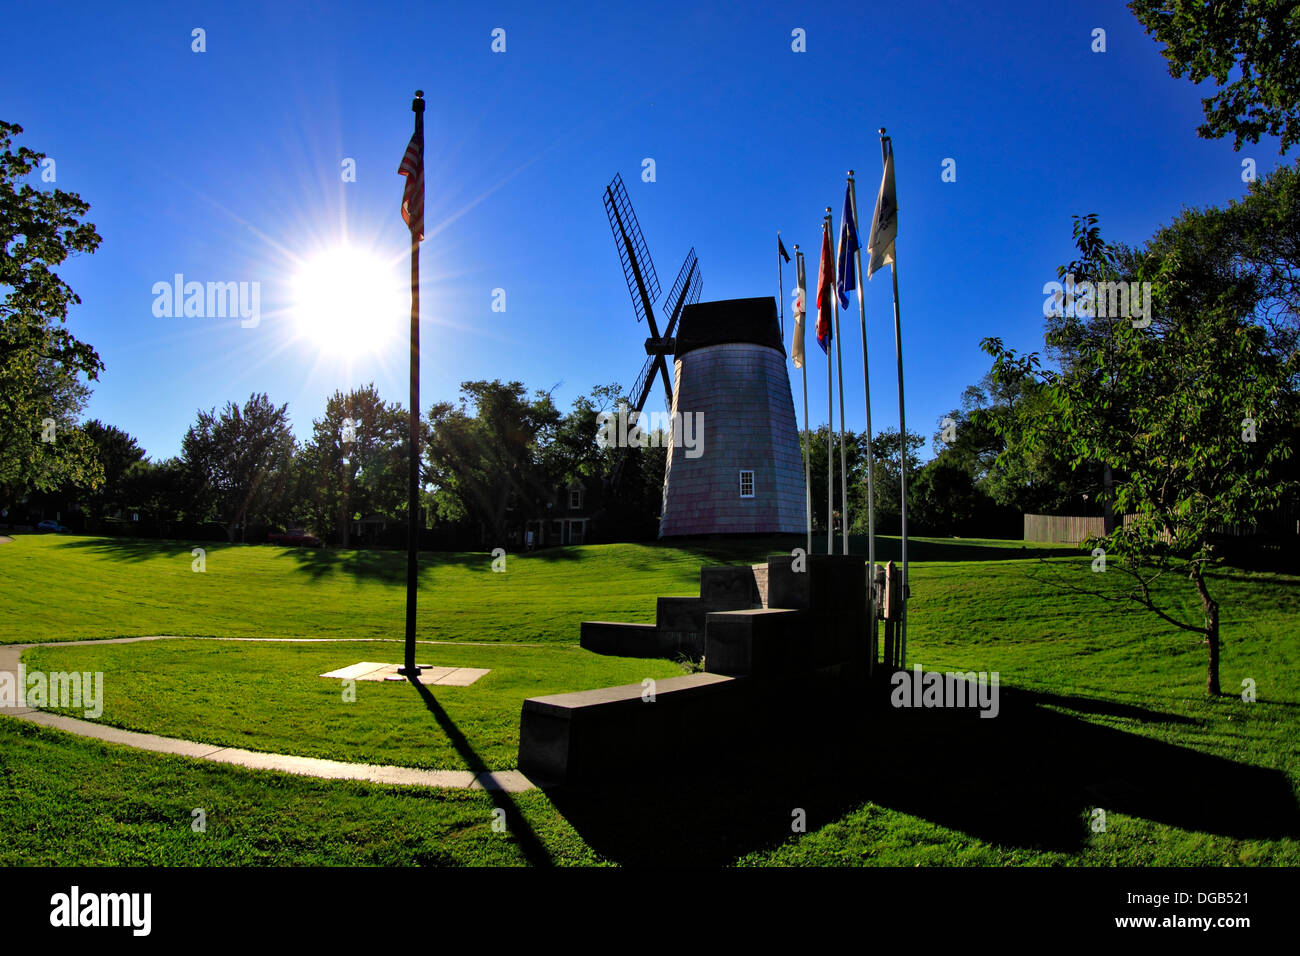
[401,91,425,678]
[778,231,785,342]
[795,246,811,558]
[848,170,877,668]
[823,211,834,557]
[830,211,849,556]
[880,129,909,669]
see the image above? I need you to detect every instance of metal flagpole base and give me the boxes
[397,665,422,676]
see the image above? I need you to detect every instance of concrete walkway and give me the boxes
[0,636,536,792]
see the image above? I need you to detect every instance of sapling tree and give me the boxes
[983,194,1298,696]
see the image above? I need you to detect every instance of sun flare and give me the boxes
[291,245,404,354]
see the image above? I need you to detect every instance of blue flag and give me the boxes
[836,182,858,310]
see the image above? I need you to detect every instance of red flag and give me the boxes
[398,126,424,242]
[815,219,834,354]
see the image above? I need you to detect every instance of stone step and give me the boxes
[704,608,810,677]
[699,565,762,605]
[518,673,740,784]
[579,621,659,657]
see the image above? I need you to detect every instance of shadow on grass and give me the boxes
[273,546,435,583]
[53,535,487,585]
[515,546,586,563]
[407,678,553,867]
[542,679,1299,866]
[55,537,201,562]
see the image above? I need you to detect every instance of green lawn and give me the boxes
[0,718,603,866]
[0,532,1073,646]
[1,532,1297,866]
[23,639,683,771]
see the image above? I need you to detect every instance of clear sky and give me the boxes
[4,0,1293,462]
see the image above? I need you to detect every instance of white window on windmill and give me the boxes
[739,470,755,498]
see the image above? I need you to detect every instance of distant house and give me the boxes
[351,513,392,543]
[524,477,598,548]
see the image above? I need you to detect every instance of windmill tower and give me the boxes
[603,174,805,538]
[602,173,701,488]
[659,297,806,537]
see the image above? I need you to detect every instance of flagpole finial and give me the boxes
[848,169,854,177]
[878,127,886,135]
[413,90,425,113]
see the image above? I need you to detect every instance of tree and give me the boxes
[423,380,560,546]
[801,426,867,537]
[120,457,187,537]
[0,121,104,498]
[81,420,145,519]
[866,427,924,534]
[1129,0,1300,153]
[180,393,297,542]
[982,185,1299,695]
[300,385,406,545]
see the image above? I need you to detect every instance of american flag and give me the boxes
[398,125,424,242]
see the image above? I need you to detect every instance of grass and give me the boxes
[1,531,1298,866]
[0,534,735,645]
[0,718,604,866]
[0,532,1070,646]
[22,639,683,771]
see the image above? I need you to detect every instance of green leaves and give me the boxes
[0,121,105,498]
[1129,0,1300,152]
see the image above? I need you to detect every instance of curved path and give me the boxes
[0,636,536,792]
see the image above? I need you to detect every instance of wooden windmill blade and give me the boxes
[662,248,701,340]
[603,174,661,325]
[609,354,659,488]
[603,173,702,489]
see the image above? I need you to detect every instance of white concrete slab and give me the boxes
[321,662,490,686]
[319,661,391,680]
[438,668,493,687]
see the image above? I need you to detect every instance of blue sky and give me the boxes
[4,0,1293,461]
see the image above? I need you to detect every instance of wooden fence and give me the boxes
[1023,514,1107,545]
[1025,510,1297,545]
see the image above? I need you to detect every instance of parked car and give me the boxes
[268,528,323,547]
[36,520,68,533]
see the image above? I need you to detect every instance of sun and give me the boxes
[291,244,404,354]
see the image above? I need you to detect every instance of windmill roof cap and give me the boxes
[673,297,785,358]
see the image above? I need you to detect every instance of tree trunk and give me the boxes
[1102,464,1115,533]
[1192,568,1221,696]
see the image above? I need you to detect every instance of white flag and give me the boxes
[867,139,897,279]
[792,253,807,369]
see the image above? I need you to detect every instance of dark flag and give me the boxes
[399,126,425,242]
[836,182,859,309]
[778,235,791,263]
[815,219,834,354]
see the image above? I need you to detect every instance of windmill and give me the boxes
[602,173,702,486]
